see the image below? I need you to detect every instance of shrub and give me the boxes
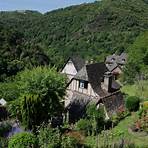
[0,137,8,148]
[37,126,60,148]
[111,114,119,126]
[8,132,37,148]
[75,119,92,136]
[126,96,140,112]
[61,136,78,148]
[137,103,148,132]
[143,101,148,109]
[86,103,105,134]
[138,103,148,118]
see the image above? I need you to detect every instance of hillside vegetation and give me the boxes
[0,0,148,80]
[0,24,49,81]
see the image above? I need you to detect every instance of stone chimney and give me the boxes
[104,72,113,92]
[85,60,89,65]
[90,59,94,64]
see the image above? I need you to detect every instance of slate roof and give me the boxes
[116,53,127,65]
[106,54,117,64]
[106,63,118,72]
[61,56,85,72]
[106,53,127,65]
[70,56,85,71]
[74,62,108,96]
[74,66,88,81]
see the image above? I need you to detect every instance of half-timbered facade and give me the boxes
[62,57,124,122]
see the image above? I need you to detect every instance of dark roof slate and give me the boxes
[116,53,127,65]
[106,54,117,64]
[70,56,85,71]
[106,63,118,72]
[61,56,85,72]
[75,62,108,96]
[74,66,88,81]
[106,53,127,65]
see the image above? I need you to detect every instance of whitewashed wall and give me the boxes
[61,60,77,80]
[62,60,77,75]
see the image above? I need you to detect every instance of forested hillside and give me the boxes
[0,0,148,80]
[0,23,49,81]
[124,31,148,83]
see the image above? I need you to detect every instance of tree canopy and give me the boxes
[124,31,148,83]
[0,0,148,80]
[6,67,66,129]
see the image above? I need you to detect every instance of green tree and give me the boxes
[75,119,92,136]
[86,103,105,134]
[37,125,60,148]
[124,31,148,84]
[9,67,66,130]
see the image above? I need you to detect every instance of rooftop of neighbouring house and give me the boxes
[106,52,127,65]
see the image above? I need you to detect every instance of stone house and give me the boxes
[62,57,124,123]
[105,53,127,79]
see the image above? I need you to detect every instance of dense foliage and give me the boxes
[87,103,105,129]
[6,67,66,129]
[75,119,92,136]
[0,137,8,148]
[0,0,148,80]
[8,132,37,148]
[0,24,49,81]
[37,125,79,148]
[126,96,140,112]
[0,121,12,137]
[38,126,61,148]
[124,31,148,83]
[61,136,79,148]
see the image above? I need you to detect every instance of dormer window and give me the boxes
[122,59,125,62]
[79,80,88,89]
[111,58,115,62]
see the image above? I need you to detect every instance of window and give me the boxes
[111,58,115,62]
[79,80,88,89]
[122,59,125,62]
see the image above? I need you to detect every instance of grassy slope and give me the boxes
[121,80,148,98]
[111,113,148,147]
[85,113,148,147]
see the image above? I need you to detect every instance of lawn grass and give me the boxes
[121,80,148,99]
[121,84,137,96]
[85,112,148,147]
[111,112,148,147]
